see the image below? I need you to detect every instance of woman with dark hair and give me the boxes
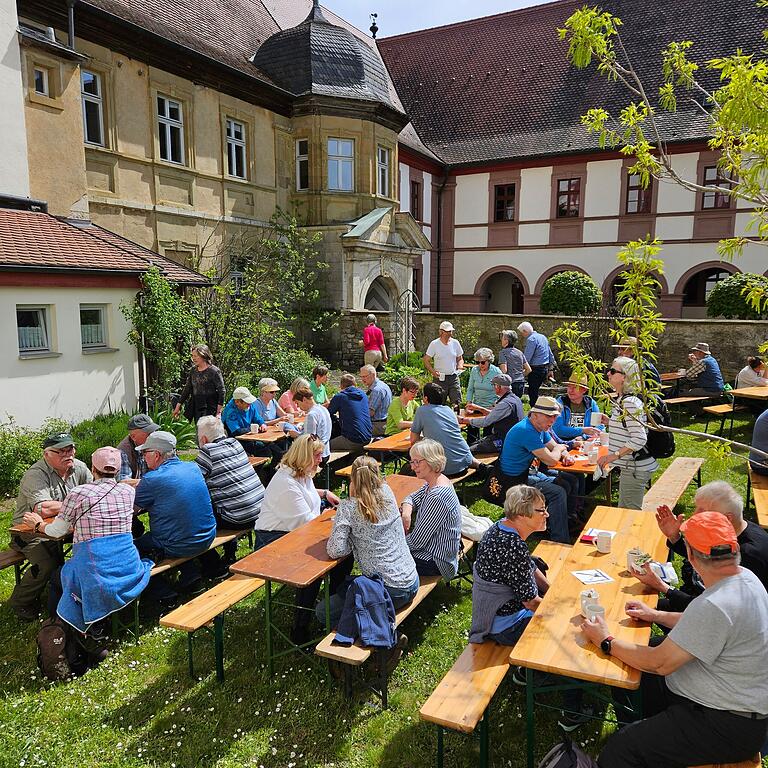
[173,344,226,421]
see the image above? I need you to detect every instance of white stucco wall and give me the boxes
[0,0,30,197]
[455,173,490,225]
[584,159,622,217]
[0,286,139,427]
[423,171,432,225]
[656,154,698,213]
[655,215,694,240]
[583,218,619,243]
[518,223,550,246]
[454,226,488,248]
[398,162,410,212]
[518,167,552,221]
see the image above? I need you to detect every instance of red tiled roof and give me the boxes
[378,0,766,166]
[0,209,207,285]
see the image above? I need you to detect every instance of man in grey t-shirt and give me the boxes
[580,511,768,767]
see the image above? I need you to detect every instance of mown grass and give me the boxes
[0,411,763,768]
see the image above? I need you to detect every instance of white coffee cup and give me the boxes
[595,531,612,553]
[586,603,606,622]
[250,424,259,433]
[438,372,446,382]
[586,411,601,428]
[580,588,599,617]
[287,412,295,424]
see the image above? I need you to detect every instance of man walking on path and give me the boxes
[423,321,465,407]
[517,321,553,407]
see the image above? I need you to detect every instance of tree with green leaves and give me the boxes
[540,270,603,316]
[120,266,199,404]
[187,209,331,390]
[558,1,768,326]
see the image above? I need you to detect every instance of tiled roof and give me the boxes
[378,0,767,166]
[0,209,207,285]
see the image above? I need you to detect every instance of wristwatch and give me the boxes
[34,520,42,533]
[600,635,614,655]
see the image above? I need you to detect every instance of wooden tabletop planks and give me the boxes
[509,504,667,689]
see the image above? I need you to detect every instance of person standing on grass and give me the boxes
[423,321,464,407]
[173,344,225,421]
[360,314,388,369]
[386,376,420,436]
[498,329,530,398]
[9,432,92,622]
[597,357,657,510]
[516,321,553,407]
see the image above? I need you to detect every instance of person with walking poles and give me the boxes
[423,321,464,407]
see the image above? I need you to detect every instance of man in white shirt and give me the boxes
[423,321,465,406]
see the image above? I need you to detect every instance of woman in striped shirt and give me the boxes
[597,357,658,510]
[400,439,462,579]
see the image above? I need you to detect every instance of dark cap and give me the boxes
[128,414,159,433]
[491,373,513,388]
[43,433,74,450]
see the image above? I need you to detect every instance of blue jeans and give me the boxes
[488,609,533,645]
[528,472,570,543]
[413,557,443,577]
[317,575,420,628]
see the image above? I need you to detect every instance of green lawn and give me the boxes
[0,412,762,768]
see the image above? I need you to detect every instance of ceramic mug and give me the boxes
[595,531,612,553]
[250,424,259,433]
[580,589,599,617]
[586,603,606,623]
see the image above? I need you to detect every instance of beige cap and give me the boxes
[233,386,256,404]
[529,396,561,416]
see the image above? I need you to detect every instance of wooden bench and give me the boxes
[248,456,270,469]
[642,457,704,512]
[111,529,253,641]
[689,756,761,768]
[323,450,350,485]
[419,540,572,768]
[335,459,380,481]
[159,573,264,681]
[703,403,747,437]
[664,396,712,407]
[0,548,27,585]
[746,466,768,529]
[315,537,476,708]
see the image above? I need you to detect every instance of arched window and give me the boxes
[483,271,524,314]
[682,267,730,318]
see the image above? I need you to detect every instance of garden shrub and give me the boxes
[379,352,429,389]
[540,271,602,315]
[706,272,768,319]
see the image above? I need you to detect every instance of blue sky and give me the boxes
[323,0,550,38]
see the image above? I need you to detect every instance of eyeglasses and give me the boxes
[410,458,425,467]
[608,368,625,376]
[49,446,75,455]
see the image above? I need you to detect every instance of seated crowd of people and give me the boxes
[7,326,768,767]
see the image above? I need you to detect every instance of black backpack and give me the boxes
[538,737,599,768]
[620,394,675,460]
[36,617,85,681]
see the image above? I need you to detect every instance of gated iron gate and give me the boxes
[391,289,420,358]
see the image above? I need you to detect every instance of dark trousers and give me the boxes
[254,529,354,632]
[213,511,254,563]
[413,558,442,577]
[527,366,548,407]
[603,675,767,768]
[511,381,525,398]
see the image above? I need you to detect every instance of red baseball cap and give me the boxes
[681,510,739,557]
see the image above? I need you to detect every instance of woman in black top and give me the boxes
[173,344,225,421]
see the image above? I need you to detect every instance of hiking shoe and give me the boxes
[558,705,595,732]
[511,666,555,688]
[376,632,409,676]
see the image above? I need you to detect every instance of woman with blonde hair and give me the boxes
[255,433,352,644]
[278,377,312,415]
[321,456,419,627]
[173,344,225,421]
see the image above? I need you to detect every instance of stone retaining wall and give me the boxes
[327,310,768,382]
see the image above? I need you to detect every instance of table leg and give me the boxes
[605,470,613,504]
[214,615,225,683]
[479,706,490,768]
[436,725,444,768]
[264,579,274,677]
[324,573,331,631]
[525,667,535,768]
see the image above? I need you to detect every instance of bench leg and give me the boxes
[479,707,490,768]
[375,648,389,709]
[214,614,225,683]
[746,474,753,515]
[525,668,535,768]
[187,632,195,678]
[13,562,22,585]
[696,467,702,487]
[436,725,444,768]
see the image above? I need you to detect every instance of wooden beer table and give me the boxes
[730,386,768,401]
[236,424,296,444]
[509,504,667,767]
[230,508,345,675]
[551,445,613,501]
[364,428,411,469]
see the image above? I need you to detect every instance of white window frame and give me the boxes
[157,95,185,164]
[33,67,49,96]
[327,138,354,192]
[377,146,390,197]
[296,139,309,191]
[226,118,247,179]
[81,70,104,147]
[16,306,50,353]
[79,305,107,349]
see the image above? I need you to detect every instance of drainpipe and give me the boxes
[435,170,449,312]
[66,0,76,49]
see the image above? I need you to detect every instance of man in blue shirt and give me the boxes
[221,386,286,463]
[750,408,768,476]
[329,373,373,453]
[134,431,218,597]
[517,321,553,408]
[360,364,393,437]
[499,397,574,543]
[682,342,725,396]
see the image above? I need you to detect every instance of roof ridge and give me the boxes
[379,0,577,42]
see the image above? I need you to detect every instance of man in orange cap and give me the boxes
[579,510,768,767]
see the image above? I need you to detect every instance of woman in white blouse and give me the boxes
[255,433,352,644]
[597,357,658,510]
[737,356,768,389]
